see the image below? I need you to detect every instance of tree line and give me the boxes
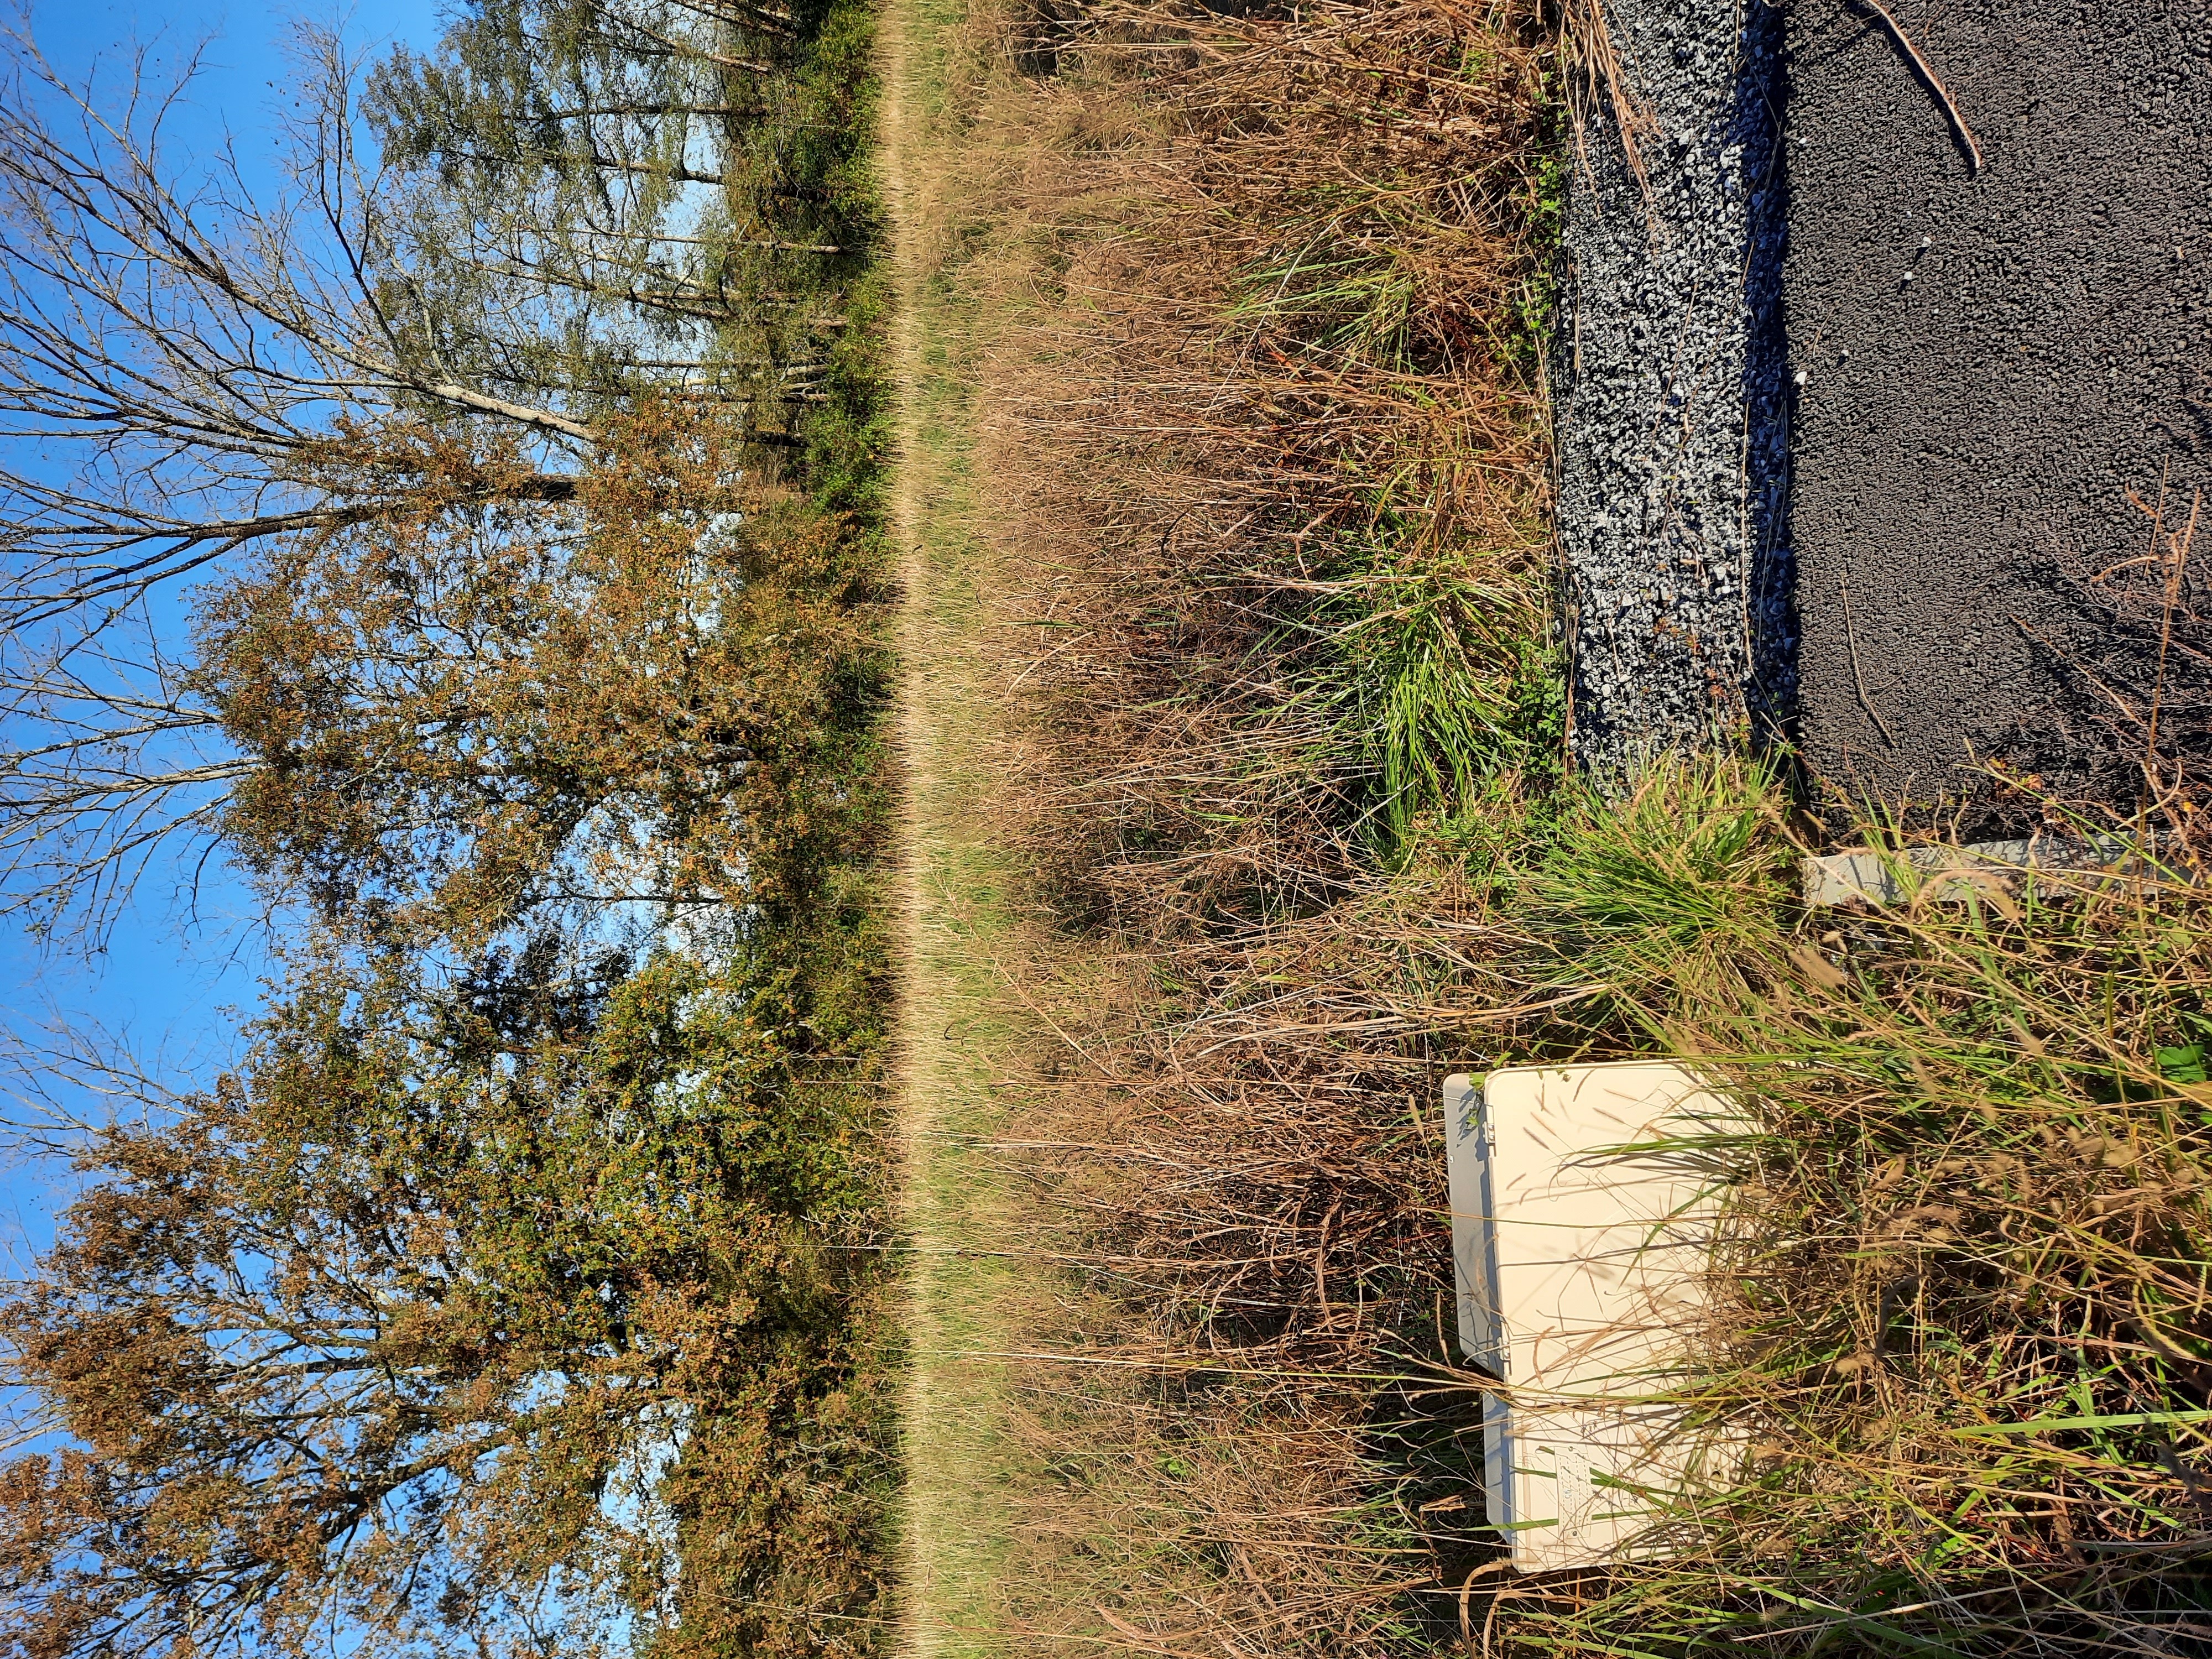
[0,2,893,1657]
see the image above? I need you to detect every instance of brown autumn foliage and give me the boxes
[0,400,896,1659]
[0,346,899,1659]
[195,398,878,951]
[0,929,887,1659]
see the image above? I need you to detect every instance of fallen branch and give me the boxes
[1856,0,1984,174]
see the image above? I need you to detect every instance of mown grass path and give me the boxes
[880,1,1035,1649]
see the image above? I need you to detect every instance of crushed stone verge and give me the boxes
[1554,0,1789,779]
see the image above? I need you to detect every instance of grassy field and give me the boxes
[879,1,1266,1646]
[877,3,2212,1656]
[875,0,1558,1650]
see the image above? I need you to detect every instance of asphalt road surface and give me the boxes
[1562,0,2212,825]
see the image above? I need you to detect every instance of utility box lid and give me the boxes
[1444,1063,1740,1573]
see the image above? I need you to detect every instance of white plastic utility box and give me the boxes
[1443,1063,1739,1573]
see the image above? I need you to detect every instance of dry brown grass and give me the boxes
[909,1,2212,1651]
[902,0,1560,1651]
[983,0,1554,931]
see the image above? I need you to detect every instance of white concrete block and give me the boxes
[1443,1062,1741,1572]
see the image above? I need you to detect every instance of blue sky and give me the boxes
[0,0,447,1263]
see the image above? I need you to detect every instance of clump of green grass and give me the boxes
[1293,542,1552,851]
[1520,756,1791,1021]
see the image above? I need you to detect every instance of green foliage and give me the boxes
[2159,1036,2209,1084]
[1501,108,1567,368]
[800,265,895,519]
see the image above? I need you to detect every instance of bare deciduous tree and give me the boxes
[0,22,709,938]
